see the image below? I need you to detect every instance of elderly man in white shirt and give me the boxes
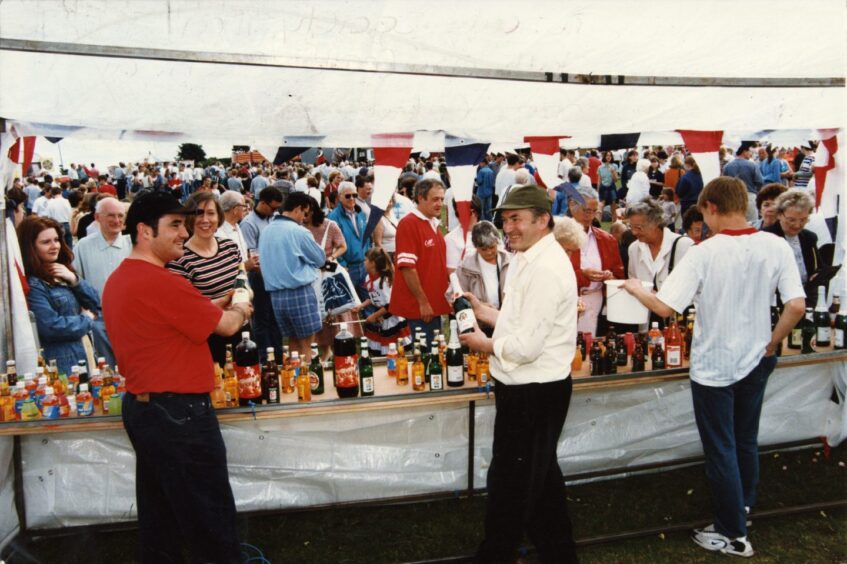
[73,197,131,297]
[216,191,250,264]
[459,185,579,563]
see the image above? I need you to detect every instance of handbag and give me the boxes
[320,265,361,316]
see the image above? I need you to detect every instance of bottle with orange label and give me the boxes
[41,386,59,420]
[89,368,104,410]
[100,372,116,414]
[76,383,94,417]
[333,323,359,398]
[664,319,683,368]
[0,374,14,421]
[386,343,398,380]
[411,346,426,392]
[467,350,479,381]
[290,351,302,396]
[396,341,409,386]
[234,332,262,406]
[296,351,312,402]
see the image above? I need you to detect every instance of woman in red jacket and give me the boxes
[567,187,625,336]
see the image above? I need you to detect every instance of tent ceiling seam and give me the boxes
[0,38,844,88]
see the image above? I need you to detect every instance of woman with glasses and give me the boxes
[763,189,823,299]
[167,192,245,366]
[567,186,625,336]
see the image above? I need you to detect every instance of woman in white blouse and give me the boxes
[625,198,694,329]
[625,159,653,205]
[456,221,510,336]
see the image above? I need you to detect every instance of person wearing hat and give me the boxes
[459,185,579,563]
[102,191,253,563]
[722,142,763,223]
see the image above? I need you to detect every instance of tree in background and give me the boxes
[177,143,206,163]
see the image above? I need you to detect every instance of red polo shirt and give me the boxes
[102,258,223,394]
[390,210,451,319]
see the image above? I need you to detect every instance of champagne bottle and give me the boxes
[232,263,252,305]
[446,321,464,387]
[450,273,478,334]
[834,300,847,350]
[814,286,831,347]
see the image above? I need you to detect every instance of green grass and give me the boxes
[8,444,846,563]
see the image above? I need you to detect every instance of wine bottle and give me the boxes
[427,345,443,391]
[450,273,478,334]
[801,308,815,354]
[446,320,464,387]
[814,286,831,347]
[359,345,374,397]
[231,263,252,305]
[834,300,847,350]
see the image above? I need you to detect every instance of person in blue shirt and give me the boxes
[18,215,107,377]
[327,182,371,294]
[475,158,496,221]
[258,192,326,359]
[757,146,782,184]
[552,168,585,216]
[676,156,705,217]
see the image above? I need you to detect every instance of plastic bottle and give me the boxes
[290,351,302,395]
[89,368,104,410]
[0,375,15,421]
[234,331,262,406]
[665,319,683,368]
[35,376,48,410]
[20,398,40,421]
[13,382,28,420]
[57,387,70,418]
[24,373,37,399]
[477,352,490,385]
[333,323,359,398]
[41,386,59,420]
[68,366,80,395]
[100,373,116,414]
[648,322,663,355]
[211,364,227,409]
[386,343,398,380]
[76,383,94,417]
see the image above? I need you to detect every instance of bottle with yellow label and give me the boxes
[411,348,426,391]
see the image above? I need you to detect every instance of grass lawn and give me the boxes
[7,443,845,563]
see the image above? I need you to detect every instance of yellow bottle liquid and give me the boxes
[223,346,240,407]
[467,351,478,381]
[411,350,426,391]
[396,344,409,386]
[211,364,227,409]
[478,353,490,385]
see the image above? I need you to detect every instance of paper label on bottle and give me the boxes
[447,365,464,384]
[835,329,844,348]
[817,327,831,343]
[232,288,250,305]
[456,309,476,333]
[309,371,321,391]
[42,402,59,419]
[790,328,802,345]
[430,373,443,390]
[14,397,27,416]
[334,355,359,389]
[235,364,262,399]
[362,377,374,393]
[269,389,278,403]
[387,358,396,371]
[666,346,682,367]
[77,397,93,416]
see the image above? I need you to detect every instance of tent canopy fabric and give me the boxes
[0,0,844,147]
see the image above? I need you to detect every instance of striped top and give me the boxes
[166,237,242,300]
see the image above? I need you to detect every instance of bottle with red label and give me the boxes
[665,319,683,368]
[57,387,71,418]
[235,331,262,406]
[333,323,359,398]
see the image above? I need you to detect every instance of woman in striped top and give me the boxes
[168,192,246,366]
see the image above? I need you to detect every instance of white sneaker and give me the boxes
[692,526,754,558]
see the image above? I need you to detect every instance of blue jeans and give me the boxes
[479,195,493,222]
[690,354,778,539]
[122,392,240,563]
[408,317,443,346]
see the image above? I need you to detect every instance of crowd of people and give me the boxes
[2,137,836,562]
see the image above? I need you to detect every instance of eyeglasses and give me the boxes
[343,194,356,200]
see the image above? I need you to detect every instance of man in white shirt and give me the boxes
[623,177,805,559]
[460,185,579,563]
[32,185,51,217]
[421,161,441,181]
[44,186,73,246]
[557,149,575,180]
[494,154,521,200]
[354,175,373,219]
[73,197,132,297]
[216,191,251,264]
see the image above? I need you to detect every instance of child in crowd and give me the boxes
[659,188,678,227]
[355,247,412,355]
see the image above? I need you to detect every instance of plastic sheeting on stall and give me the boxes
[13,362,844,530]
[0,437,19,549]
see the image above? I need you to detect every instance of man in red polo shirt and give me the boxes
[102,191,252,564]
[390,178,451,344]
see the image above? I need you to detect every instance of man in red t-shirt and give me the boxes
[390,178,451,344]
[97,175,117,196]
[588,150,602,188]
[102,191,251,563]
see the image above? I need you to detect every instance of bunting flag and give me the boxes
[445,135,490,237]
[813,131,839,211]
[366,133,414,242]
[676,130,723,185]
[273,146,309,165]
[524,135,568,189]
[599,133,641,152]
[5,219,38,374]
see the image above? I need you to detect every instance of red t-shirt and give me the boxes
[102,258,223,394]
[98,183,117,196]
[588,156,602,185]
[390,212,451,319]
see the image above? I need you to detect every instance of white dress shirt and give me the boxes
[491,233,577,385]
[627,228,694,290]
[215,221,248,262]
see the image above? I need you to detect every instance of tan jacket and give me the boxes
[456,250,511,309]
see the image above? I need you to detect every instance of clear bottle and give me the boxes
[281,345,294,395]
[467,350,478,381]
[223,345,240,407]
[396,341,409,386]
[13,382,29,420]
[24,372,37,399]
[648,322,663,356]
[0,375,14,421]
[477,352,490,385]
[100,373,116,414]
[35,376,48,410]
[41,386,59,420]
[76,383,94,417]
[211,364,227,409]
[68,366,80,395]
[446,320,465,387]
[90,368,104,410]
[814,286,832,347]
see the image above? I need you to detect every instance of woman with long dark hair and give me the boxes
[18,215,102,376]
[675,156,704,216]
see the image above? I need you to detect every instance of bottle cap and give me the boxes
[6,360,14,366]
[92,368,101,376]
[45,386,54,395]
[339,322,348,331]
[241,331,250,339]
[80,383,89,392]
[388,343,397,351]
[38,376,47,384]
[16,382,24,389]
[266,347,274,353]
[651,322,659,328]
[292,351,300,358]
[24,373,33,380]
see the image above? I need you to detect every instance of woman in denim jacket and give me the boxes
[18,216,102,377]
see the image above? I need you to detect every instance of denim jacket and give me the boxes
[27,276,101,377]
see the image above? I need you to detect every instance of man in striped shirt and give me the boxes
[624,177,805,558]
